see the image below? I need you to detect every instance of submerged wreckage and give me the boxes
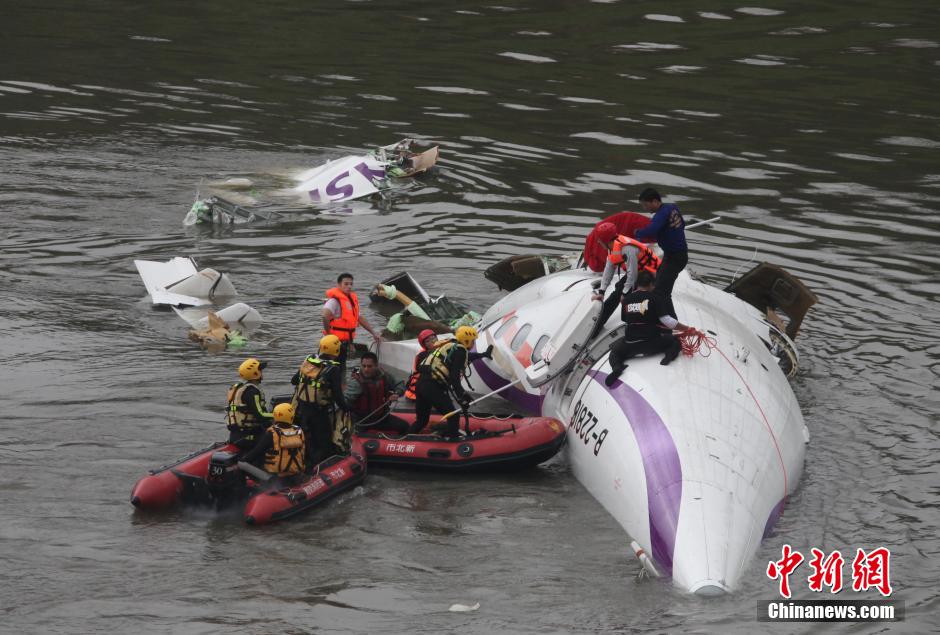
[369,272,481,340]
[380,223,816,594]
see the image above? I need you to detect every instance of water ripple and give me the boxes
[498,52,557,63]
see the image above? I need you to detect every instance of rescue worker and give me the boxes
[404,329,440,402]
[634,188,688,318]
[410,326,478,438]
[291,335,350,465]
[322,272,382,372]
[345,352,409,436]
[403,329,492,401]
[605,271,694,387]
[590,220,661,338]
[591,221,661,300]
[226,358,274,450]
[242,403,306,481]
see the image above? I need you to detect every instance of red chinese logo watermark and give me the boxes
[767,545,893,598]
[766,544,804,598]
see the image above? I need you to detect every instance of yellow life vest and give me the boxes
[263,424,306,477]
[419,341,466,384]
[293,356,338,406]
[226,382,266,429]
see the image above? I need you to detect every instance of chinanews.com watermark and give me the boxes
[758,545,904,623]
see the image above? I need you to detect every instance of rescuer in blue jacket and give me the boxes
[634,188,688,319]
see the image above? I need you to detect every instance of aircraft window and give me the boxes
[531,334,550,363]
[511,324,532,351]
[494,316,517,339]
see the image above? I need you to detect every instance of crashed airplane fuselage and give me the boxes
[380,265,810,595]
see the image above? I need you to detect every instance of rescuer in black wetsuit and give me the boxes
[225,358,274,450]
[410,326,480,439]
[606,270,694,387]
[290,334,350,464]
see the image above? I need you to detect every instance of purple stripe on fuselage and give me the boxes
[471,358,543,414]
[588,369,682,576]
[762,497,787,540]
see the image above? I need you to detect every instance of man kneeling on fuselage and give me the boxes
[606,270,694,387]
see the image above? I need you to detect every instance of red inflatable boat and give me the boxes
[130,440,366,525]
[355,413,565,471]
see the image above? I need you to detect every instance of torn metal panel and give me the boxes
[724,262,818,339]
[293,139,440,205]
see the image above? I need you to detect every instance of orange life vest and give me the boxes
[609,235,661,275]
[325,287,360,342]
[404,350,430,400]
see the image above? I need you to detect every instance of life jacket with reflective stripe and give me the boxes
[419,341,466,384]
[350,369,389,422]
[226,382,266,430]
[609,235,661,275]
[325,287,359,342]
[263,424,305,477]
[294,356,339,406]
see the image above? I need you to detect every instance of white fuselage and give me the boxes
[380,267,809,594]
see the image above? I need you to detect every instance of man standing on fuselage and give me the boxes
[634,188,688,319]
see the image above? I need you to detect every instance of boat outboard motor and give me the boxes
[205,450,246,506]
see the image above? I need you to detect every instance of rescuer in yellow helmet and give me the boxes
[241,403,306,481]
[225,358,274,449]
[410,325,480,438]
[290,334,350,465]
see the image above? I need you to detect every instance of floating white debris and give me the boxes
[134,257,236,307]
[448,602,480,613]
[174,302,262,329]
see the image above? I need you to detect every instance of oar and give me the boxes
[441,378,525,420]
[685,216,722,231]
